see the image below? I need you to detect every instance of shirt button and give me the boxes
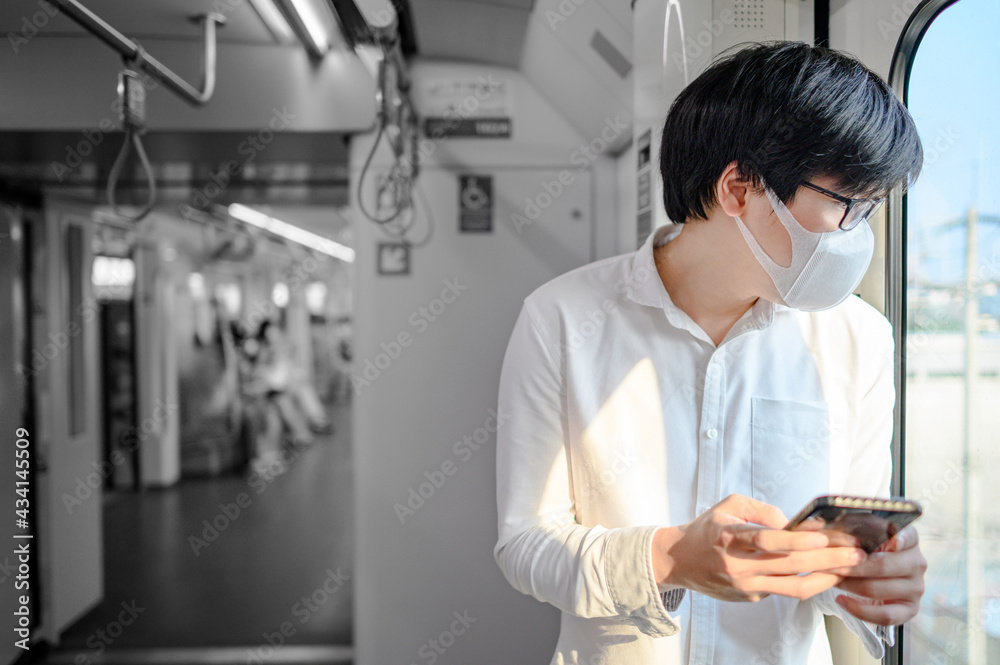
[706,428,718,439]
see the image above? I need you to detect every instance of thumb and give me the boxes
[717,494,788,529]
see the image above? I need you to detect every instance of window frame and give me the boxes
[886,1,965,663]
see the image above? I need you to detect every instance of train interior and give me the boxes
[0,1,997,664]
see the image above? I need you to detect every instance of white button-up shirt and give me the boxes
[494,223,895,665]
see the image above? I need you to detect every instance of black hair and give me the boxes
[658,40,923,223]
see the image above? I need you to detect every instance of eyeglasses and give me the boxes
[800,181,885,231]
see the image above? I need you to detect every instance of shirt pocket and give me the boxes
[751,396,833,517]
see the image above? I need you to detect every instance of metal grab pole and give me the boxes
[46,0,226,105]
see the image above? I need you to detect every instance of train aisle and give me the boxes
[47,401,353,655]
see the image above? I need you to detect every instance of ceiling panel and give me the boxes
[408,0,532,67]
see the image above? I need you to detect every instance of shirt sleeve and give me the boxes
[492,298,683,638]
[812,312,898,658]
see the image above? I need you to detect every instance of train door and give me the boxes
[31,197,102,641]
[93,252,140,491]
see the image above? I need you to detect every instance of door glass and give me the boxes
[903,0,1000,662]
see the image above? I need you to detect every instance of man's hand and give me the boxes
[654,494,867,603]
[829,525,926,625]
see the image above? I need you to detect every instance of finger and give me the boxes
[750,571,844,600]
[836,575,919,601]
[838,548,922,578]
[836,594,914,626]
[748,547,867,575]
[882,525,919,553]
[728,524,831,552]
[825,561,869,576]
[717,494,788,529]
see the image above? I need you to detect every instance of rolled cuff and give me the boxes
[605,524,684,638]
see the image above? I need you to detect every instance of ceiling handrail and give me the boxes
[47,0,226,105]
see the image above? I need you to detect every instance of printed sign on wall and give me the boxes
[637,129,653,245]
[422,76,513,138]
[377,242,410,276]
[459,175,493,233]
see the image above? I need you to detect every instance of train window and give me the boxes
[65,224,87,436]
[215,282,243,319]
[899,0,1000,662]
[305,281,327,316]
[92,256,135,300]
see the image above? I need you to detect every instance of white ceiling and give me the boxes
[3,0,633,152]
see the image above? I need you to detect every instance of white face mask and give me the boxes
[733,186,875,312]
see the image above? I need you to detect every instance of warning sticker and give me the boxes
[459,175,493,232]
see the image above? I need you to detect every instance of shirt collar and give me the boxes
[626,223,787,343]
[626,224,679,308]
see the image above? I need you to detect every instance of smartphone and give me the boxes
[784,495,922,553]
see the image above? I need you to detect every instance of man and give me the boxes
[493,41,925,665]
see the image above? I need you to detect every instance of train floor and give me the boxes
[47,401,354,655]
